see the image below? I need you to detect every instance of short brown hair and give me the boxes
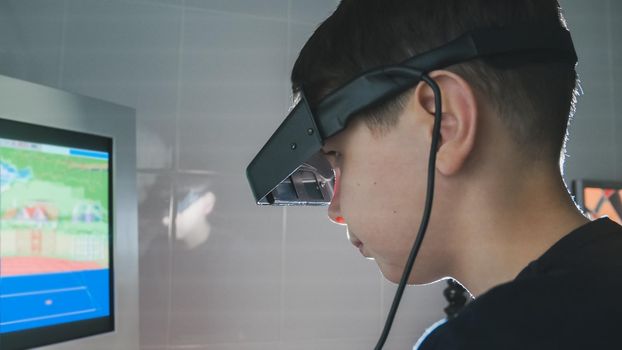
[291,0,578,163]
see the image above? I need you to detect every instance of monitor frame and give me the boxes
[0,117,115,349]
[0,74,138,350]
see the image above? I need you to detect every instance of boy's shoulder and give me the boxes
[418,217,622,350]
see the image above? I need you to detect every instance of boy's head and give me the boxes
[291,0,578,284]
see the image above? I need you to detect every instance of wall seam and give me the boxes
[184,4,294,24]
[165,1,185,348]
[57,0,68,88]
[174,1,185,173]
[279,0,292,346]
[607,0,618,179]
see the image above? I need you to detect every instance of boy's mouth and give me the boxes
[349,236,371,257]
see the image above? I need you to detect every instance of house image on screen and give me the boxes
[13,203,59,223]
[2,202,59,257]
[72,202,105,223]
[1,183,109,271]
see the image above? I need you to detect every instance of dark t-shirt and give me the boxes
[417,217,622,350]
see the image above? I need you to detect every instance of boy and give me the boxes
[248,0,622,348]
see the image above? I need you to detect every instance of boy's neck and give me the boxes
[444,165,590,297]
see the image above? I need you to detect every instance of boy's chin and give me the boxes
[378,263,444,286]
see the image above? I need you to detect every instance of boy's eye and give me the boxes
[322,150,340,159]
[329,151,340,158]
[322,151,342,168]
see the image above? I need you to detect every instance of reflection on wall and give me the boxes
[163,189,215,250]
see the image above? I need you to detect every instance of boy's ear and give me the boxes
[413,70,479,176]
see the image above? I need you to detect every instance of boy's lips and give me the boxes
[347,229,368,256]
[350,238,371,257]
[351,239,363,248]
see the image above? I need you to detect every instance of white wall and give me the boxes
[560,0,622,182]
[0,0,620,349]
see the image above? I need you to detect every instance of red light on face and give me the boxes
[333,168,341,196]
[336,216,345,224]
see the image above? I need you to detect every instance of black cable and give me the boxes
[374,74,443,350]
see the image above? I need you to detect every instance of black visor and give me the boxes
[246,21,578,205]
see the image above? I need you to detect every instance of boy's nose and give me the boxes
[328,202,345,225]
[327,169,346,225]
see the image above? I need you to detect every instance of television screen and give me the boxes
[573,180,622,225]
[0,117,113,349]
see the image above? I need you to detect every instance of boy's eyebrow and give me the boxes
[321,138,336,152]
[319,143,329,152]
[322,140,344,155]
